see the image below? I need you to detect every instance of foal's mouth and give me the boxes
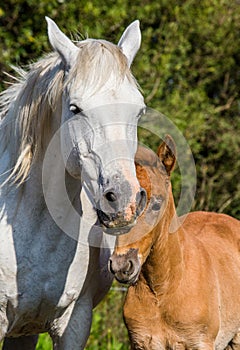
[114,271,140,285]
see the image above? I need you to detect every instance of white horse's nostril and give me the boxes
[105,191,117,202]
[137,188,147,215]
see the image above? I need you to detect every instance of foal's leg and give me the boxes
[2,335,39,350]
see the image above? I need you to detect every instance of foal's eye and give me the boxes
[152,196,163,211]
[69,104,83,115]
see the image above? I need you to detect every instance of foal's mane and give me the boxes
[0,39,134,186]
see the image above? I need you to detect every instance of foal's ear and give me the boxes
[118,20,141,67]
[157,135,176,176]
[46,17,79,68]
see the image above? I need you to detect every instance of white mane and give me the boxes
[0,40,137,186]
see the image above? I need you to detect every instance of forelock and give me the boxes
[65,39,136,97]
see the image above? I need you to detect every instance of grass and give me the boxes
[36,334,52,350]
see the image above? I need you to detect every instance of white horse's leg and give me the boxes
[2,335,39,350]
[52,297,93,350]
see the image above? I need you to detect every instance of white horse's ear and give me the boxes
[45,17,79,67]
[118,20,141,67]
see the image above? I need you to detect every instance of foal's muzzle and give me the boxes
[108,248,140,284]
[97,188,147,235]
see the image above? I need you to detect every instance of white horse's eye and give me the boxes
[70,104,83,115]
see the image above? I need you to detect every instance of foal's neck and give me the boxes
[142,192,183,297]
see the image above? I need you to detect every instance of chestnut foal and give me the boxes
[109,136,240,350]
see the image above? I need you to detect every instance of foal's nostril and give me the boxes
[105,191,117,202]
[125,259,134,275]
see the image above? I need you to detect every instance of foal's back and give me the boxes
[182,211,240,252]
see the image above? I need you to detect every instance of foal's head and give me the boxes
[108,136,176,284]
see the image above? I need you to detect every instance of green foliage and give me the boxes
[36,333,52,350]
[138,0,240,216]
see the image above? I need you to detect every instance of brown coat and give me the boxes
[109,136,240,350]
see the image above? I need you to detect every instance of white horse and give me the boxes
[0,17,146,349]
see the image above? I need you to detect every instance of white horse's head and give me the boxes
[46,18,147,234]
